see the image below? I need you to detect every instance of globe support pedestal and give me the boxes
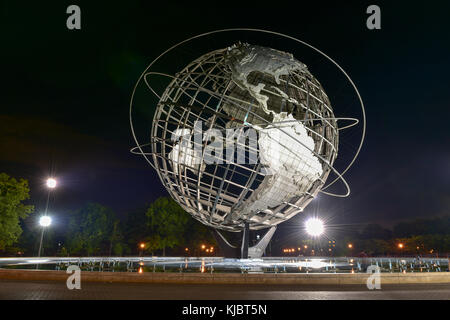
[212,225,276,259]
[241,223,250,259]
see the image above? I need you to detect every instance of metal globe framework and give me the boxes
[130,30,365,234]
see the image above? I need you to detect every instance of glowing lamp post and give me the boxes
[43,177,57,219]
[40,216,52,227]
[37,216,52,257]
[139,243,145,256]
[46,178,57,189]
[305,218,324,237]
[36,177,57,266]
[38,178,58,257]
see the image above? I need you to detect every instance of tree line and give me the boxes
[0,173,215,257]
[335,219,450,257]
[280,218,450,257]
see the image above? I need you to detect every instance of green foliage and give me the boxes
[112,242,124,256]
[145,197,189,255]
[66,203,117,256]
[398,234,450,254]
[122,198,215,256]
[184,217,216,248]
[356,239,391,256]
[0,173,34,250]
[57,246,69,257]
[122,206,149,254]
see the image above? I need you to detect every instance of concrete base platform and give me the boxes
[1,269,449,285]
[1,279,450,300]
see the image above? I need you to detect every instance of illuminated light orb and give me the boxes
[305,218,324,237]
[46,178,57,189]
[39,216,52,227]
[131,31,365,233]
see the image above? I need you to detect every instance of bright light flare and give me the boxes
[305,218,324,237]
[39,216,52,227]
[46,178,57,189]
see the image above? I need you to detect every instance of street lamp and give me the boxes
[348,243,353,249]
[139,243,145,256]
[37,215,52,257]
[39,216,52,227]
[36,177,57,258]
[44,178,57,209]
[305,218,324,237]
[46,178,57,189]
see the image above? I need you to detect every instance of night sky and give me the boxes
[1,1,449,239]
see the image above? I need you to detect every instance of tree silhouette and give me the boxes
[0,173,34,250]
[66,203,117,256]
[146,197,189,256]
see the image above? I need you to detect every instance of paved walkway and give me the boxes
[0,280,449,300]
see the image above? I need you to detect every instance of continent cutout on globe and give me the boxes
[224,43,307,115]
[222,44,323,216]
[243,112,323,216]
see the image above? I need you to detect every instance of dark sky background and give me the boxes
[1,1,449,241]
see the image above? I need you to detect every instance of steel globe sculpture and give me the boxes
[130,30,365,258]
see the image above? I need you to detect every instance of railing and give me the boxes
[0,256,448,273]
